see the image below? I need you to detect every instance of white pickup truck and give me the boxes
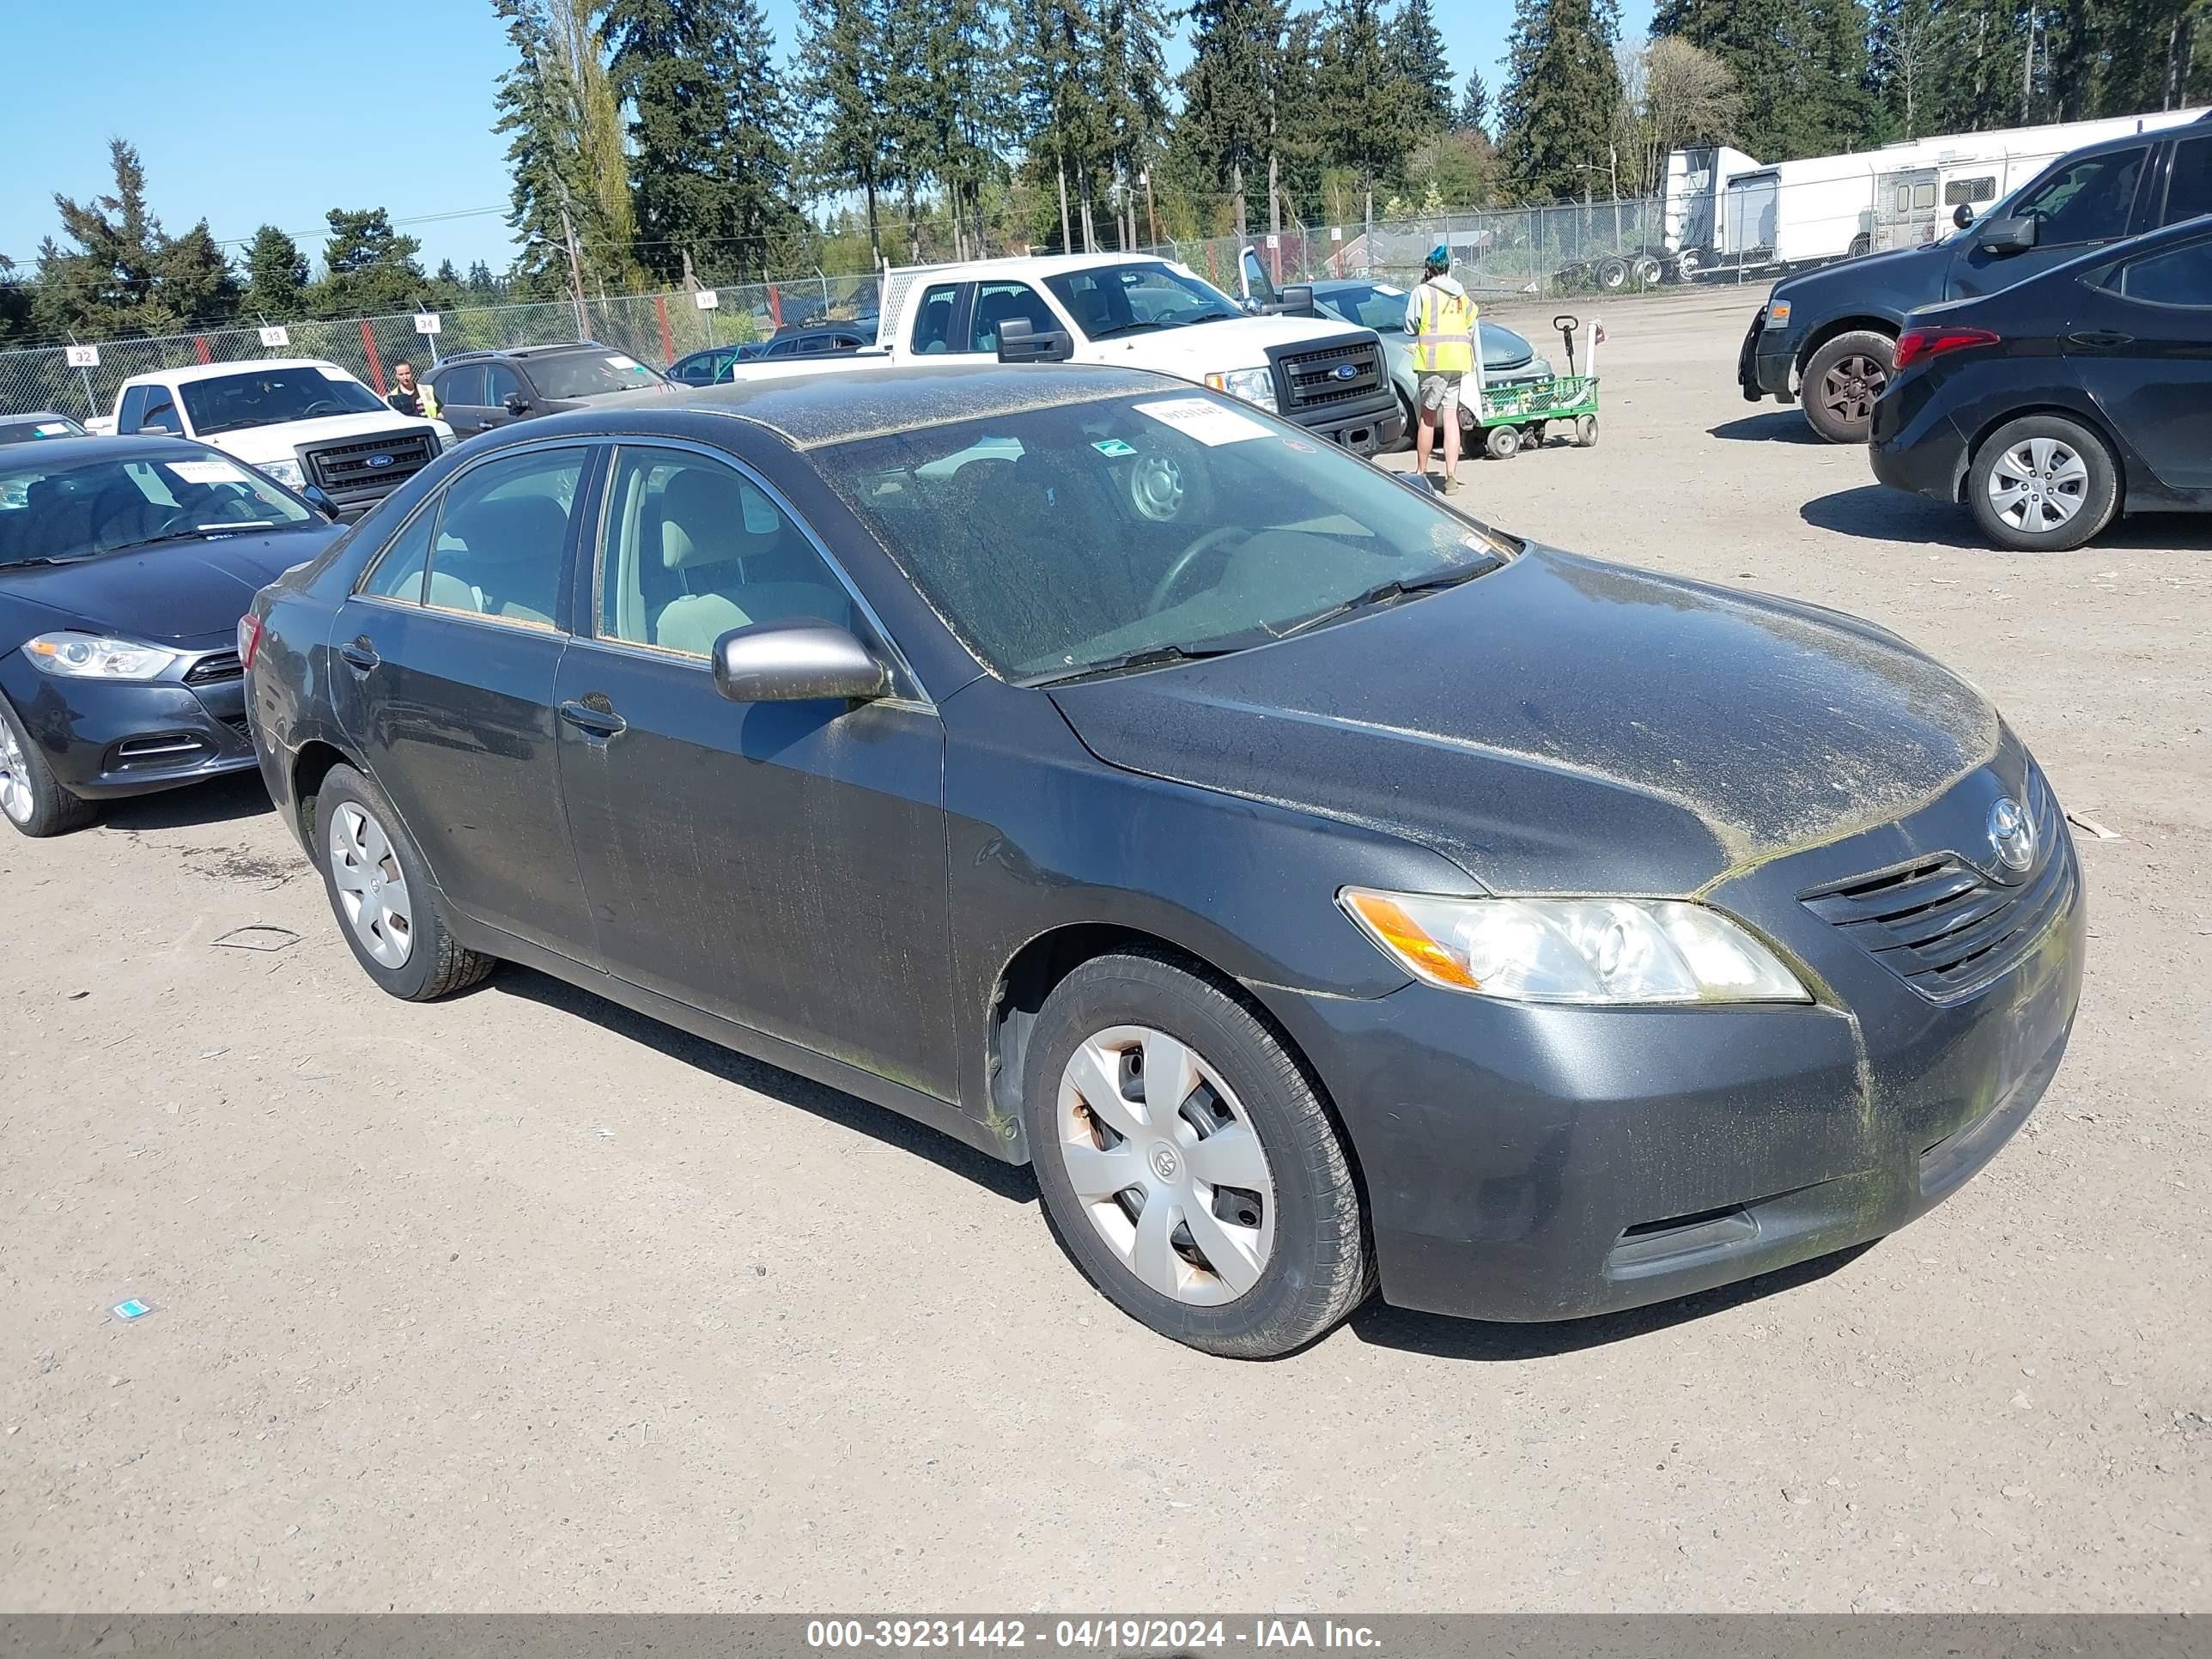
[726,252,1405,455]
[89,359,453,518]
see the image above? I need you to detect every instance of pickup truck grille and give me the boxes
[1273,337,1388,414]
[302,430,438,507]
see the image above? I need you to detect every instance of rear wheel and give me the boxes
[1801,329,1894,443]
[1576,414,1599,447]
[1486,424,1522,459]
[1632,254,1662,286]
[314,763,495,1000]
[1596,257,1630,290]
[1023,952,1370,1358]
[1966,416,2120,552]
[0,696,99,838]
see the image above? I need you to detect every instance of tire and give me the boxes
[1486,423,1522,459]
[0,694,100,838]
[1023,951,1370,1358]
[1576,413,1599,447]
[1632,255,1662,286]
[1847,232,1872,258]
[1673,247,1705,283]
[1801,329,1894,444]
[1966,415,2120,552]
[1596,257,1629,290]
[313,763,495,1000]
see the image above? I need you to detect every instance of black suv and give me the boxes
[1741,112,2212,441]
[428,343,669,440]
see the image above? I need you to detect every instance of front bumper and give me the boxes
[1298,399,1403,456]
[1738,307,1797,403]
[1268,758,2086,1323]
[0,645,259,800]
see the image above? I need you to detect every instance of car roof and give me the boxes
[2,410,81,423]
[0,434,212,467]
[433,341,609,366]
[129,358,353,386]
[505,362,1190,450]
[900,251,1176,283]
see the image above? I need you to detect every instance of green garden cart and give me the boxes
[1469,314,1603,459]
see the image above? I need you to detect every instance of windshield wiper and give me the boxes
[0,554,96,569]
[1024,641,1245,687]
[1273,557,1503,640]
[105,526,285,555]
[1087,319,1169,340]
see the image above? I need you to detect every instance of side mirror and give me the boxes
[1274,283,1316,318]
[301,483,341,522]
[713,619,888,705]
[1978,215,2037,255]
[502,392,532,415]
[1952,203,1977,230]
[996,319,1075,363]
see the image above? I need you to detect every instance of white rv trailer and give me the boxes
[1660,106,2209,277]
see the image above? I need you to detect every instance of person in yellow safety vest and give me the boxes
[1402,244,1475,493]
[386,362,441,422]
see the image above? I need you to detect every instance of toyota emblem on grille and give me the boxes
[363,453,395,469]
[1330,362,1358,380]
[1988,796,2035,873]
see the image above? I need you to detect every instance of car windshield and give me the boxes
[819,390,1516,684]
[0,451,316,567]
[179,366,386,435]
[1318,284,1412,332]
[528,350,666,399]
[1043,264,1244,341]
[0,416,86,444]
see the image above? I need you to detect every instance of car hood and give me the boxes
[1046,548,1998,895]
[203,412,448,460]
[1097,317,1376,372]
[0,527,339,646]
[1773,240,1942,304]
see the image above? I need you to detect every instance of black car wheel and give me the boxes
[1802,330,1894,443]
[1966,416,2120,552]
[313,763,495,1000]
[1023,951,1370,1358]
[0,695,99,838]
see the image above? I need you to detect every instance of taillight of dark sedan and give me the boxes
[245,365,2084,1356]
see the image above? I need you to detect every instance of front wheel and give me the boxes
[1596,257,1629,290]
[1024,952,1370,1358]
[0,695,99,838]
[1575,414,1599,447]
[1801,329,1894,444]
[1966,416,2120,552]
[1485,423,1522,459]
[314,763,495,1000]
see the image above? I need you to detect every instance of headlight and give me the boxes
[1340,888,1809,1006]
[23,632,178,681]
[1763,300,1791,329]
[259,458,306,489]
[440,433,459,451]
[1204,368,1279,412]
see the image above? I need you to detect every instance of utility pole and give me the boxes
[1142,167,1159,247]
[560,200,590,340]
[2020,6,2036,123]
[1057,160,1073,254]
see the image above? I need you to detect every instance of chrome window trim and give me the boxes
[586,436,936,709]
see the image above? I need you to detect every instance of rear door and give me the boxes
[550,438,959,1097]
[1951,144,2153,297]
[330,441,600,955]
[2067,228,2212,493]
[432,364,490,437]
[2155,129,2212,228]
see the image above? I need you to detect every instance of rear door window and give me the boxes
[909,283,961,355]
[2112,235,2212,308]
[2165,134,2212,224]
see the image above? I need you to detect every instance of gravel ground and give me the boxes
[3,285,2206,1613]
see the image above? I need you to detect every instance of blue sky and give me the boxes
[2,0,1655,276]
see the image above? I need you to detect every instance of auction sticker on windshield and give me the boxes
[169,460,253,486]
[1133,397,1269,447]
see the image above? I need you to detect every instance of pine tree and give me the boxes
[1012,0,1103,249]
[240,226,309,319]
[1178,0,1291,237]
[31,140,237,337]
[1318,0,1420,228]
[1097,0,1174,246]
[1389,0,1456,132]
[911,0,1011,258]
[491,0,638,296]
[603,0,803,283]
[795,0,893,261]
[1656,0,1872,157]
[1497,0,1624,198]
[1457,66,1492,133]
[154,222,239,328]
[315,209,427,317]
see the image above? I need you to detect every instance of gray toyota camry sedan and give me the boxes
[241,364,2083,1358]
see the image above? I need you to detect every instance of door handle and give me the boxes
[2067,331,2134,349]
[338,639,380,672]
[557,698,628,739]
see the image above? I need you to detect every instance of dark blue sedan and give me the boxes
[0,435,342,835]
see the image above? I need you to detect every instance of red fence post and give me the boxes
[767,283,783,329]
[358,320,386,394]
[192,336,213,365]
[653,293,676,368]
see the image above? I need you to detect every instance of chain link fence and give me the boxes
[0,272,883,420]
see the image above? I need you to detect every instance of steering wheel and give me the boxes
[298,398,346,418]
[1146,526,1251,614]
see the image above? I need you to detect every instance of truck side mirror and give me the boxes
[1952,203,1977,230]
[1276,284,1316,318]
[996,319,1074,364]
[1978,215,2038,255]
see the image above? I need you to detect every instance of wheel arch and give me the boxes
[1793,314,1899,377]
[290,737,364,844]
[1960,403,2130,505]
[987,923,1367,1207]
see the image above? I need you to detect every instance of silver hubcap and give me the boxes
[0,717,32,824]
[1820,353,1887,424]
[328,800,415,969]
[1057,1024,1276,1306]
[1987,435,2088,532]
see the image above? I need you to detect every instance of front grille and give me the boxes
[183,650,241,687]
[1801,776,2072,1004]
[303,430,437,501]
[1274,337,1388,412]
